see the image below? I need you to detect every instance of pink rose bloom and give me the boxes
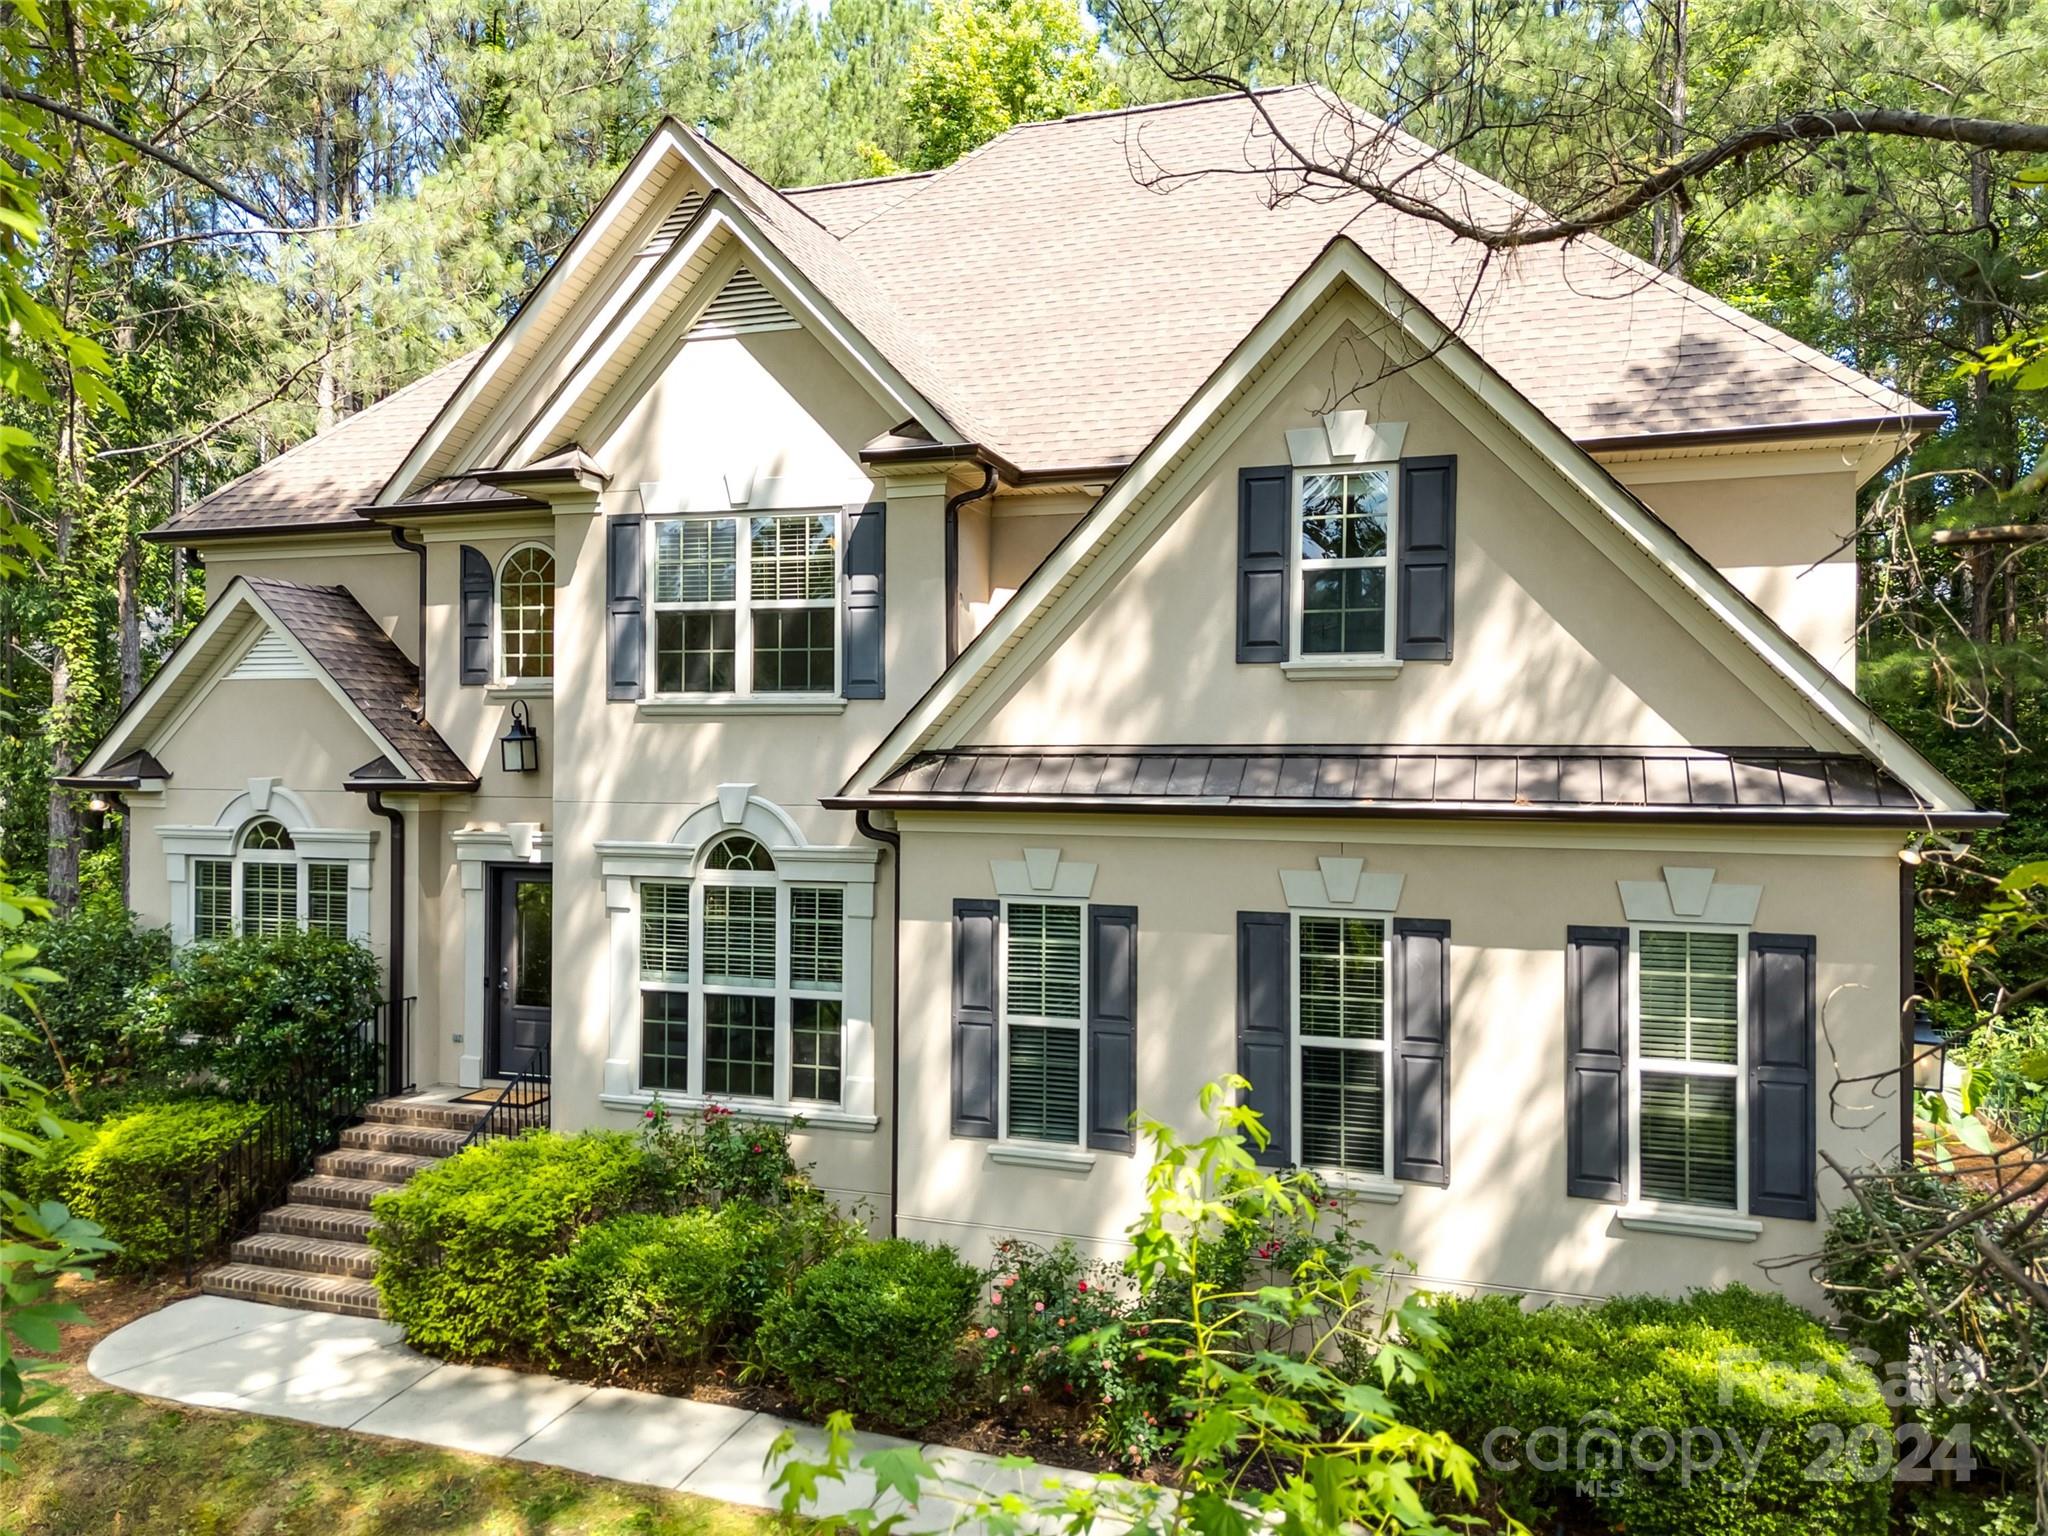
[990,1292,1002,1305]
[1034,1301,1046,1313]
[984,1326,999,1339]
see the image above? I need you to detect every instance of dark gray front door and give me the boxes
[489,866,552,1077]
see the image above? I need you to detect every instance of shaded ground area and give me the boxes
[0,1277,802,1536]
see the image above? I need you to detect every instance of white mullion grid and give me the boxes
[638,879,691,1093]
[1288,911,1392,1176]
[1289,466,1397,663]
[996,897,1088,1146]
[237,849,299,936]
[746,512,840,697]
[1627,925,1748,1213]
[647,515,742,696]
[687,876,707,1097]
[774,880,792,1103]
[700,868,779,1099]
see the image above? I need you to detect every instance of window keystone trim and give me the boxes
[1618,866,1762,927]
[1280,856,1402,913]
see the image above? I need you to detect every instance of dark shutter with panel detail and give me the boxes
[1086,905,1138,1153]
[1391,918,1451,1185]
[459,545,493,686]
[1566,926,1629,1202]
[952,898,1000,1139]
[1748,933,1818,1220]
[606,515,644,700]
[1396,455,1456,661]
[842,501,885,699]
[1236,466,1291,663]
[1236,911,1291,1164]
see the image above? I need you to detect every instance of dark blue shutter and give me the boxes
[1396,455,1456,661]
[1566,926,1629,1202]
[1749,934,1817,1220]
[459,545,493,686]
[606,515,644,700]
[952,898,999,1139]
[1236,911,1291,1165]
[1236,466,1290,663]
[1391,918,1451,1185]
[1086,905,1138,1153]
[842,500,885,699]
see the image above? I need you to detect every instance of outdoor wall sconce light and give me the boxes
[1910,1004,1949,1096]
[499,699,540,774]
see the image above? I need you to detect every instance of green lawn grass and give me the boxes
[0,1386,797,1536]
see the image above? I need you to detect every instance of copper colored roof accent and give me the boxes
[55,749,170,790]
[840,746,1998,827]
[242,579,476,788]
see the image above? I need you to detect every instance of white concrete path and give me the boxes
[87,1297,1105,1525]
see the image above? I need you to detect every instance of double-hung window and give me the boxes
[194,817,351,940]
[1294,467,1394,660]
[635,834,848,1106]
[649,513,838,697]
[1292,913,1390,1174]
[1000,901,1085,1144]
[1632,928,1743,1210]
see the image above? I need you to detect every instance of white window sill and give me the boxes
[986,1141,1097,1172]
[486,680,554,702]
[636,696,848,718]
[1312,1169,1406,1203]
[1617,1204,1763,1243]
[597,1091,878,1133]
[1280,659,1404,682]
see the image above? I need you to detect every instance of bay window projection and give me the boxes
[1634,929,1742,1210]
[1296,468,1393,660]
[193,817,351,940]
[635,835,847,1106]
[1294,914,1390,1174]
[1002,901,1085,1144]
[649,513,837,696]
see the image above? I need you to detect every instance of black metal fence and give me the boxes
[458,1046,551,1148]
[176,996,415,1283]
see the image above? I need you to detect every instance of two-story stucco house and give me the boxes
[72,87,1994,1314]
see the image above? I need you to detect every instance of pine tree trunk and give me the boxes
[1651,0,1688,274]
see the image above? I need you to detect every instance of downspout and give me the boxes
[1899,856,1917,1165]
[943,463,996,664]
[855,809,903,1236]
[366,790,408,1096]
[389,527,427,716]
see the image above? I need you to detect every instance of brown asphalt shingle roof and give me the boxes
[244,579,474,786]
[159,88,1932,538]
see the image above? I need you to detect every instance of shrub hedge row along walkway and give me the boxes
[88,1296,1098,1525]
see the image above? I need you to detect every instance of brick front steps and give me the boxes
[199,1091,491,1319]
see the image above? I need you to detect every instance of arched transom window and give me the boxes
[191,816,352,940]
[499,545,555,681]
[636,832,846,1107]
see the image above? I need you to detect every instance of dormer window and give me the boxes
[1295,467,1394,661]
[498,545,556,682]
[648,512,838,698]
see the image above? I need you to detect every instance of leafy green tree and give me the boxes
[891,0,1116,171]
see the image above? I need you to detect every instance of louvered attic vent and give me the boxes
[641,191,706,257]
[689,266,798,336]
[228,628,312,680]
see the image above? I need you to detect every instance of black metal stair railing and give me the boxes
[457,1046,551,1149]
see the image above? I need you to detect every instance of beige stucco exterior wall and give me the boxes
[891,814,1905,1310]
[1610,462,1862,687]
[204,540,421,663]
[972,324,1811,751]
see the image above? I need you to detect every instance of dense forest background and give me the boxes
[0,0,2043,1001]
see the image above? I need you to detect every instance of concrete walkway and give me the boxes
[87,1297,1102,1524]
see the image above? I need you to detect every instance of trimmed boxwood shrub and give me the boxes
[1392,1285,1892,1536]
[545,1208,750,1370]
[757,1238,981,1431]
[369,1130,648,1360]
[22,1097,273,1271]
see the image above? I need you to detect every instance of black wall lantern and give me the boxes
[499,698,540,774]
[1910,1004,1949,1096]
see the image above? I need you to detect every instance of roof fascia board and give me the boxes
[78,580,426,784]
[843,239,1970,815]
[376,123,695,506]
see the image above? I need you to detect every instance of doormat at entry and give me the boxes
[451,1084,551,1106]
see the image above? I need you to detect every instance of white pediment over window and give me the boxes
[1280,856,1403,912]
[991,847,1096,899]
[1617,866,1762,927]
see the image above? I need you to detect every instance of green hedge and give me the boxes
[0,906,172,1092]
[757,1239,981,1431]
[1394,1285,1892,1536]
[369,1131,649,1360]
[545,1209,749,1370]
[22,1097,274,1271]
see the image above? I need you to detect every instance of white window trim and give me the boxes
[996,896,1089,1151]
[644,509,841,703]
[495,542,556,687]
[1289,464,1398,665]
[1621,923,1756,1232]
[161,789,374,947]
[1290,909,1399,1191]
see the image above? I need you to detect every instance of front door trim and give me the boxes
[486,863,553,1080]
[454,828,554,1090]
